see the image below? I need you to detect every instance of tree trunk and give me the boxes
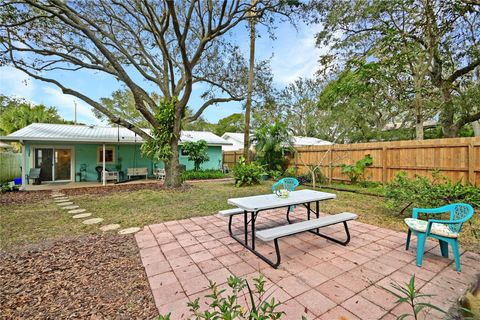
[164,143,182,187]
[243,0,256,163]
[414,93,424,140]
[440,83,459,138]
[472,121,480,137]
[164,103,185,188]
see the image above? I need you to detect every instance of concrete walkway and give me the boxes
[135,208,479,319]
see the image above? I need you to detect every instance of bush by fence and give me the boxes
[0,152,21,183]
[223,137,480,186]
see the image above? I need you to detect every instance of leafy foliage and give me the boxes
[232,157,265,187]
[340,154,373,184]
[181,140,210,171]
[140,98,176,162]
[385,171,480,215]
[253,122,294,171]
[159,275,284,320]
[382,275,445,320]
[181,170,224,180]
[0,95,68,135]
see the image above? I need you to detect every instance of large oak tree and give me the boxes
[0,0,292,187]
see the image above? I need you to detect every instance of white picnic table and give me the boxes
[225,189,345,268]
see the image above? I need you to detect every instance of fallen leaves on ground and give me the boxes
[0,234,158,319]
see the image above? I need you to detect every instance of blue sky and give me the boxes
[0,22,324,125]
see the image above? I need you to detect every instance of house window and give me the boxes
[97,146,115,164]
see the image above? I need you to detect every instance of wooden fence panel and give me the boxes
[0,152,21,182]
[223,137,480,186]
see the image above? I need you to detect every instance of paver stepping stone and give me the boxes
[57,202,74,206]
[68,208,86,214]
[62,205,79,210]
[55,199,70,202]
[118,227,141,235]
[83,218,104,225]
[51,193,65,197]
[72,213,92,219]
[100,224,121,232]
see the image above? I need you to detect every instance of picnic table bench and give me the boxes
[220,190,357,268]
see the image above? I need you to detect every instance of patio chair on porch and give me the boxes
[272,177,300,214]
[26,168,41,185]
[404,203,474,272]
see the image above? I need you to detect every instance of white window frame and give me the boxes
[97,146,116,164]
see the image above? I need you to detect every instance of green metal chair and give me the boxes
[405,203,474,272]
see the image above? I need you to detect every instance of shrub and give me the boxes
[181,140,209,171]
[282,167,297,178]
[296,168,326,186]
[385,171,480,215]
[232,157,265,187]
[340,154,373,184]
[181,169,225,180]
[159,275,285,320]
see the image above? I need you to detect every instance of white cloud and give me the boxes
[0,66,102,125]
[257,23,327,86]
[0,66,36,102]
[41,86,102,125]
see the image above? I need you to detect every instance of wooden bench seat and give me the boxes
[218,208,244,216]
[127,167,148,179]
[256,212,358,241]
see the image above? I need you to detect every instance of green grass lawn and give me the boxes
[1,180,478,253]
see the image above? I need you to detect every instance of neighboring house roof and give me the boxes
[221,132,332,151]
[1,123,231,146]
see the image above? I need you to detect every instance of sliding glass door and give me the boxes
[54,149,72,181]
[34,147,72,182]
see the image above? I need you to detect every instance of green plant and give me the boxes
[385,171,480,215]
[339,154,373,184]
[268,170,283,180]
[181,170,225,180]
[253,121,294,172]
[140,98,176,162]
[282,167,297,178]
[182,140,210,171]
[232,157,265,187]
[159,275,285,320]
[383,275,445,320]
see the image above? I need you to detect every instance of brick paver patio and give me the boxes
[135,208,479,319]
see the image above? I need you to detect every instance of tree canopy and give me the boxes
[0,95,68,135]
[0,0,295,186]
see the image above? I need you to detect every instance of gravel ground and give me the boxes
[0,234,158,319]
[0,190,52,205]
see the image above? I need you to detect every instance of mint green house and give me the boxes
[2,123,230,188]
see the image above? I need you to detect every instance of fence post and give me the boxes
[382,146,388,184]
[468,142,475,185]
[328,147,333,184]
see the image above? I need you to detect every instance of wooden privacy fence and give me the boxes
[223,137,480,186]
[0,152,21,182]
[222,150,244,169]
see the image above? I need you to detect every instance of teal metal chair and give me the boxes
[272,177,299,214]
[405,203,474,272]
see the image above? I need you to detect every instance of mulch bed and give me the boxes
[0,190,52,205]
[0,182,192,204]
[0,234,158,319]
[62,181,169,197]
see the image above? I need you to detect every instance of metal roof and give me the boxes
[221,132,332,148]
[1,123,231,146]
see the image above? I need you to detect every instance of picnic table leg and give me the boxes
[251,211,256,250]
[307,202,311,220]
[316,201,320,233]
[244,210,248,247]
